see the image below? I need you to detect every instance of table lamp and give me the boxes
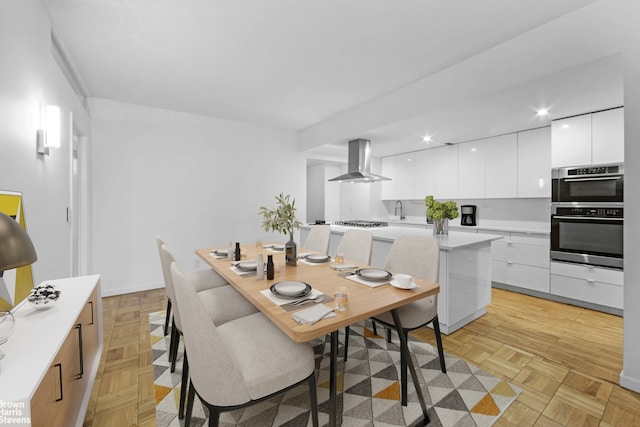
[0,212,37,278]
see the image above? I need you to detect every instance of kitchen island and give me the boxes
[300,224,503,334]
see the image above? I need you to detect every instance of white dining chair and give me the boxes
[156,235,228,336]
[303,225,331,254]
[370,235,445,406]
[336,229,373,360]
[159,245,258,419]
[170,262,319,427]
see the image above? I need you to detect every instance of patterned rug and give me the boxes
[150,312,520,426]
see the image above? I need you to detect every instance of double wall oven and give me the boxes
[551,163,624,269]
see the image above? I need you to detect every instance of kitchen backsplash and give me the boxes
[384,198,551,224]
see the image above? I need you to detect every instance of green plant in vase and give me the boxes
[424,195,459,236]
[259,192,302,265]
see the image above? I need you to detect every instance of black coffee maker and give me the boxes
[460,205,477,226]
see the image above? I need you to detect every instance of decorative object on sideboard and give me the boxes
[0,311,15,361]
[27,284,61,310]
[424,195,459,236]
[259,192,302,266]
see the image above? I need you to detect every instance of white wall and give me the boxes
[306,165,325,222]
[0,0,91,286]
[89,98,305,296]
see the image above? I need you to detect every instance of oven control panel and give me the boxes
[553,206,623,217]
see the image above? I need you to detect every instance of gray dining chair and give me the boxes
[160,246,259,419]
[336,229,373,360]
[303,225,331,254]
[170,262,319,427]
[370,234,446,406]
[156,235,228,336]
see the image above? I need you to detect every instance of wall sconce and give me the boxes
[36,105,61,155]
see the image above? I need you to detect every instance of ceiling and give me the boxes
[44,0,625,160]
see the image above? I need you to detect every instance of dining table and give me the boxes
[196,243,440,427]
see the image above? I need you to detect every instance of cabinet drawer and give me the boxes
[492,261,550,292]
[550,274,623,309]
[508,232,549,247]
[492,241,550,268]
[550,262,623,286]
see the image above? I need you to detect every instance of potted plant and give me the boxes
[259,192,302,265]
[424,195,459,236]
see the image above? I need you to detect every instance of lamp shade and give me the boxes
[0,212,37,271]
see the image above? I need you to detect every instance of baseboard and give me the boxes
[101,282,164,297]
[620,370,640,393]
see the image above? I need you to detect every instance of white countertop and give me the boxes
[382,216,550,235]
[303,224,503,251]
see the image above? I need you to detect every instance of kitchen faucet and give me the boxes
[394,200,405,220]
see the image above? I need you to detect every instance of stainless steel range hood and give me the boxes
[328,139,391,182]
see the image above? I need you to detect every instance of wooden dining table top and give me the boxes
[195,245,440,343]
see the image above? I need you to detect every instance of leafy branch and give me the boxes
[258,192,302,235]
[424,195,459,220]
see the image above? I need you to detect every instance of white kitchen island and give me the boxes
[300,225,503,334]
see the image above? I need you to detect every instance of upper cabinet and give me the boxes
[381,152,415,200]
[592,108,624,164]
[485,134,518,198]
[433,145,458,199]
[517,127,551,198]
[458,140,485,199]
[414,149,437,199]
[551,107,624,167]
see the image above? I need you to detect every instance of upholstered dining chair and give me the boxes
[303,225,331,254]
[336,229,373,360]
[159,246,258,418]
[170,262,319,427]
[156,235,228,337]
[370,235,446,406]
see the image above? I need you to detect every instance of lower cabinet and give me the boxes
[31,286,100,427]
[487,231,551,293]
[550,262,623,310]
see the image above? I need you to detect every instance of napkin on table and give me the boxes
[291,304,336,325]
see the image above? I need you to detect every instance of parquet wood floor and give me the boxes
[83,287,640,426]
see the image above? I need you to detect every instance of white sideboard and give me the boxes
[0,275,103,427]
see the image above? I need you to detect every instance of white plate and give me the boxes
[390,279,417,290]
[213,249,228,256]
[236,261,257,271]
[305,254,331,263]
[356,268,392,281]
[271,244,285,251]
[271,281,311,297]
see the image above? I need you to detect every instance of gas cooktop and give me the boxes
[334,220,388,228]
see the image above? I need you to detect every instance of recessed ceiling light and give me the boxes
[422,135,432,143]
[536,108,549,116]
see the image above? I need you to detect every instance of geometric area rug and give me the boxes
[150,312,520,427]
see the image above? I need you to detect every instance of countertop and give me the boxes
[382,216,550,235]
[301,224,503,251]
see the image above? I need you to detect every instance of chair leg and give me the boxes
[343,326,350,361]
[433,316,447,373]
[308,374,319,427]
[170,327,181,373]
[179,351,189,419]
[186,379,196,427]
[386,327,392,343]
[164,298,172,336]
[168,318,177,363]
[372,320,378,336]
[400,330,408,406]
[208,410,220,427]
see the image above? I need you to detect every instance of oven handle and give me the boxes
[552,216,623,221]
[563,176,621,182]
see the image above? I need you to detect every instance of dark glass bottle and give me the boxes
[234,242,241,261]
[266,255,274,280]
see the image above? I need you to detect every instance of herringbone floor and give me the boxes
[83,287,640,426]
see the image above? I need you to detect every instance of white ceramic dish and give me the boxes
[236,261,257,271]
[390,279,417,290]
[356,268,392,282]
[214,249,228,256]
[305,254,331,263]
[271,281,311,298]
[271,244,285,251]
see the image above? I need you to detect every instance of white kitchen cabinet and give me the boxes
[551,114,592,167]
[485,134,518,198]
[458,140,485,199]
[592,107,624,164]
[434,145,458,199]
[488,231,551,293]
[414,149,437,199]
[381,152,415,200]
[550,261,623,310]
[517,127,551,197]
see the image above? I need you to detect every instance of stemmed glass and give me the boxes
[0,311,16,361]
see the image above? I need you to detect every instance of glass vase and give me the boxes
[433,218,449,236]
[285,232,297,266]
